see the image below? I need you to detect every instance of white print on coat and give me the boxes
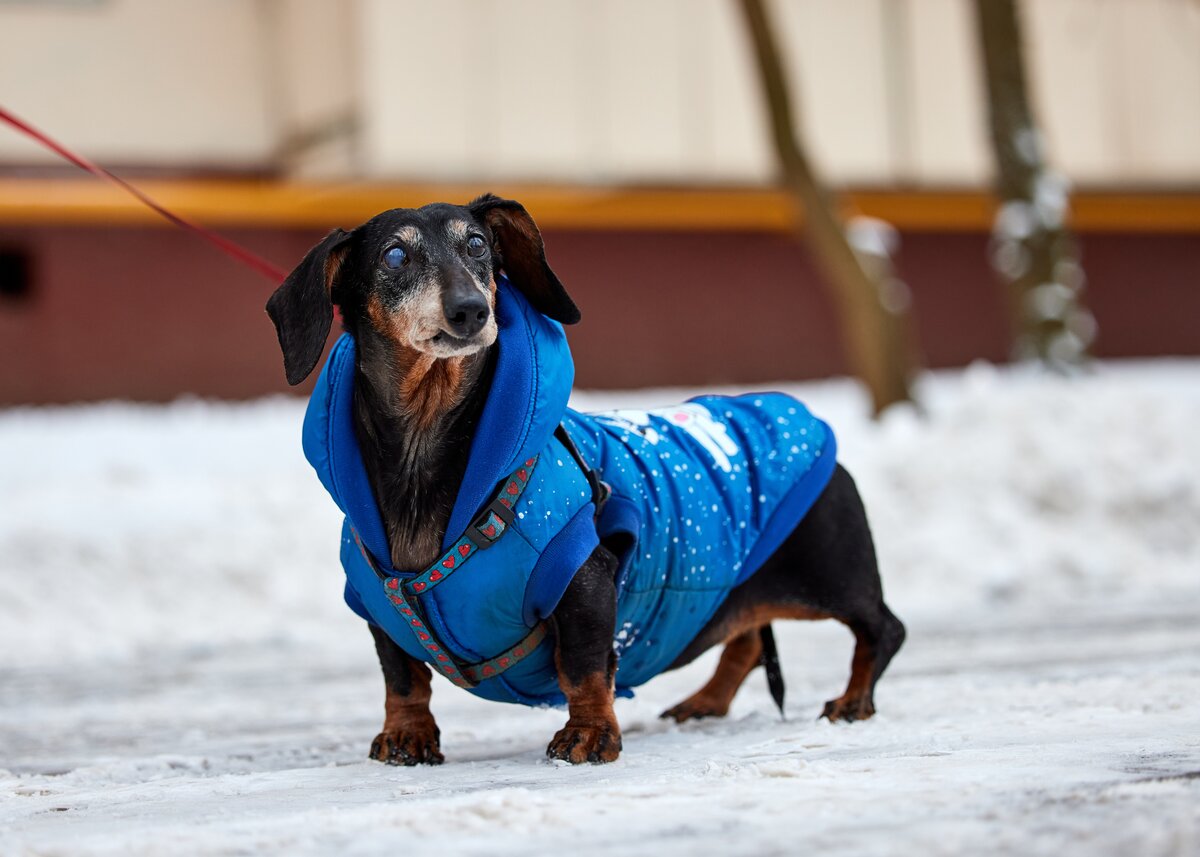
[597,404,740,472]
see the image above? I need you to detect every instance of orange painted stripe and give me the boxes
[0,179,1198,232]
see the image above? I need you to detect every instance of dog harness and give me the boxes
[302,278,838,706]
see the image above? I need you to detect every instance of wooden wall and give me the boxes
[1,218,1196,404]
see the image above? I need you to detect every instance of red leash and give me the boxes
[0,105,287,284]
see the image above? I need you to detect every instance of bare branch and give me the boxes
[737,0,917,415]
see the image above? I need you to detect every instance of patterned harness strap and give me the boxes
[404,455,537,595]
[350,455,543,689]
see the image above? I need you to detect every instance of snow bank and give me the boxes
[2,361,1198,856]
[1,360,1198,667]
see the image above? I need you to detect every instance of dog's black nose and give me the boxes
[443,292,489,338]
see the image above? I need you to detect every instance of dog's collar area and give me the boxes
[305,279,575,571]
[347,422,610,691]
[350,453,543,688]
[397,454,537,595]
[305,282,594,698]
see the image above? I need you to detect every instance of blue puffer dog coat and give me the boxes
[302,278,837,706]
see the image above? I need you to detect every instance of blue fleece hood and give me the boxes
[302,277,837,705]
[302,276,574,574]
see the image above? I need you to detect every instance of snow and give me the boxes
[1014,126,1043,167]
[1032,168,1071,230]
[845,216,899,260]
[993,200,1036,244]
[987,165,1094,367]
[1025,281,1076,321]
[3,361,1199,855]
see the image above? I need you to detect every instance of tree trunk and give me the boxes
[973,0,1095,369]
[737,0,917,416]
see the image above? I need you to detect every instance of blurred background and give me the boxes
[3,3,1200,852]
[1,0,1197,404]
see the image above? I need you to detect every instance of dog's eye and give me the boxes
[383,246,408,269]
[466,235,487,258]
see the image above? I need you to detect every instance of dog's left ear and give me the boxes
[266,228,353,385]
[469,193,581,324]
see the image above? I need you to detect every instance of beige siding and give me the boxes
[356,0,480,177]
[599,0,698,180]
[906,0,991,185]
[356,0,763,182]
[0,0,276,168]
[1026,0,1200,185]
[773,0,893,184]
[703,0,773,182]
[1,0,1197,186]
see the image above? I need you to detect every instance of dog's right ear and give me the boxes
[469,193,581,324]
[266,228,353,385]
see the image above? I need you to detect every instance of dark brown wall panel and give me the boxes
[0,225,1196,404]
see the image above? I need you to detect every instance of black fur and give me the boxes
[266,228,351,385]
[670,464,905,679]
[267,200,571,568]
[370,623,418,696]
[268,197,903,766]
[551,545,620,687]
[351,340,496,569]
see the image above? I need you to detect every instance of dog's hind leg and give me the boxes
[659,603,830,722]
[660,628,763,722]
[661,464,905,722]
[820,603,905,722]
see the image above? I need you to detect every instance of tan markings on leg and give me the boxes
[547,669,622,764]
[369,660,444,765]
[663,604,832,722]
[661,629,763,722]
[382,658,432,732]
[822,625,878,722]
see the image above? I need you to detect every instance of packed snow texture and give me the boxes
[2,361,1198,855]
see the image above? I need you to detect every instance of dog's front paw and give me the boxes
[821,694,875,723]
[546,720,622,764]
[369,720,444,766]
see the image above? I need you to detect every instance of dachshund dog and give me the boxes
[266,195,904,765]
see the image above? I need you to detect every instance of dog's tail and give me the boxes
[759,625,786,720]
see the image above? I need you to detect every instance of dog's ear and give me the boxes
[266,228,353,385]
[469,194,581,324]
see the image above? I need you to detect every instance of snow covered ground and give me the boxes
[2,360,1198,856]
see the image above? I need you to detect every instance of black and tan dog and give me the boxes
[267,195,904,765]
